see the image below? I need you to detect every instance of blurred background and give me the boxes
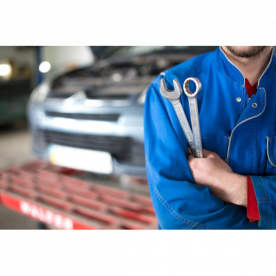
[0,46,217,229]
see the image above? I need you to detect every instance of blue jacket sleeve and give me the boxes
[249,175,276,228]
[144,80,256,229]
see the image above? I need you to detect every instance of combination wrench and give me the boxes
[160,77,203,158]
[160,78,196,156]
[183,77,203,158]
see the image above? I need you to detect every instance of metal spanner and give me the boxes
[160,77,203,158]
[183,77,203,158]
[160,78,196,156]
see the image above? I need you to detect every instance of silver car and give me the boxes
[28,46,216,176]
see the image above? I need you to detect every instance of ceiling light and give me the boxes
[39,61,51,73]
[0,64,12,76]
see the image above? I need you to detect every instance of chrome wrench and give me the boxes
[183,77,203,158]
[160,78,196,156]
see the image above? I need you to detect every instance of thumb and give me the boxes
[202,148,215,158]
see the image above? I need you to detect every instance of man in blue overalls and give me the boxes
[144,46,276,229]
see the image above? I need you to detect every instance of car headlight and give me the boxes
[137,86,149,105]
[29,82,50,103]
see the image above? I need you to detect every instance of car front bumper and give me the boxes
[28,99,146,176]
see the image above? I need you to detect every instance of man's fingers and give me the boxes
[188,154,194,160]
[202,149,211,157]
[187,148,195,161]
[203,148,217,158]
[188,147,218,159]
[187,152,194,165]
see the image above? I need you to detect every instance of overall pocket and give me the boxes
[266,136,276,175]
[201,134,229,161]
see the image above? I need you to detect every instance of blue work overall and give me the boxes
[144,47,276,229]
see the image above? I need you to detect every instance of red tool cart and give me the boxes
[0,161,157,230]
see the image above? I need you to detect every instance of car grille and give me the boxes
[45,111,120,122]
[48,93,131,100]
[35,130,145,166]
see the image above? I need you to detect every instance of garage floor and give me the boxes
[0,124,38,229]
[0,124,150,229]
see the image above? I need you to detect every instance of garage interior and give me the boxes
[0,46,216,229]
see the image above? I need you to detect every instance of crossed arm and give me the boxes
[145,82,275,229]
[187,148,247,207]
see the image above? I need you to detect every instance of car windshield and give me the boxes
[96,46,217,59]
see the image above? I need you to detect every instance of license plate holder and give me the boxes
[48,144,113,174]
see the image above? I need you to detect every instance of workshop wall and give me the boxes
[0,45,35,67]
[0,47,36,87]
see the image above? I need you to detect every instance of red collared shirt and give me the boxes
[245,78,258,98]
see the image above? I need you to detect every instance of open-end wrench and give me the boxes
[183,77,203,158]
[160,78,196,156]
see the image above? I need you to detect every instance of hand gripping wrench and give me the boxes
[183,77,203,158]
[160,78,196,156]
